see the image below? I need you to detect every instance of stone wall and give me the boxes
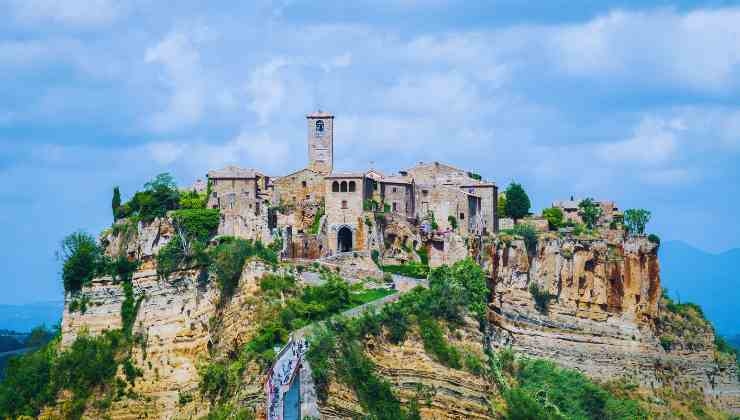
[273,168,326,208]
[381,181,414,218]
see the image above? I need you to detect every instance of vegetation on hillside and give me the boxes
[504,183,531,222]
[198,268,394,406]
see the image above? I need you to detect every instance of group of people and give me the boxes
[266,337,309,420]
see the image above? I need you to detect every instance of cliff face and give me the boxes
[57,221,740,419]
[486,235,740,412]
[60,217,279,419]
[319,318,493,420]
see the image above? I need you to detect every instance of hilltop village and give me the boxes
[4,111,738,420]
[191,111,620,270]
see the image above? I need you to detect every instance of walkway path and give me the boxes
[265,274,426,420]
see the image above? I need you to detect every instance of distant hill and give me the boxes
[0,301,63,333]
[659,241,739,336]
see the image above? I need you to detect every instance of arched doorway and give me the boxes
[337,227,352,253]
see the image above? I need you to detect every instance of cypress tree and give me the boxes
[112,186,121,220]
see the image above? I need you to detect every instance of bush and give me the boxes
[578,198,602,229]
[648,234,660,245]
[116,173,181,222]
[418,317,461,369]
[60,231,106,293]
[309,201,325,235]
[512,224,538,257]
[171,208,220,243]
[371,249,380,266]
[542,207,564,230]
[448,215,458,230]
[178,190,207,210]
[512,358,648,420]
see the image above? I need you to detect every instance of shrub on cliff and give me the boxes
[542,207,564,230]
[512,223,538,257]
[578,198,602,229]
[116,173,181,222]
[60,231,106,293]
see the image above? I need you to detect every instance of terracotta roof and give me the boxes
[207,166,261,179]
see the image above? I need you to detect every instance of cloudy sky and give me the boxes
[1,0,740,304]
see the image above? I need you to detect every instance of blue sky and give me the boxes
[1,0,740,304]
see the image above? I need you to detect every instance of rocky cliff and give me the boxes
[485,234,740,413]
[54,221,740,419]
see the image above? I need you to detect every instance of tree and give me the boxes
[624,208,651,235]
[59,231,103,293]
[542,207,564,230]
[504,183,530,222]
[498,194,507,218]
[578,198,602,229]
[112,186,121,221]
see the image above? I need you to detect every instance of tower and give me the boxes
[307,111,333,175]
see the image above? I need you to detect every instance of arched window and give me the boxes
[332,181,339,192]
[348,181,356,192]
[315,120,324,136]
[340,181,347,192]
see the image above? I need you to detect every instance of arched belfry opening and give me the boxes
[337,226,353,253]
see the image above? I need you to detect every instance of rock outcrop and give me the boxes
[486,235,740,413]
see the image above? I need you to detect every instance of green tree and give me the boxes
[59,232,102,293]
[578,198,602,229]
[541,207,564,230]
[112,186,121,221]
[498,194,507,218]
[624,209,651,235]
[504,183,530,222]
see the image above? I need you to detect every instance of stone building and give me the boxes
[405,161,497,234]
[552,197,621,227]
[325,172,366,253]
[206,166,272,242]
[307,111,334,175]
[273,168,326,207]
[380,176,415,218]
[417,184,483,235]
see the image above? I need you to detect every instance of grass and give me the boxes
[350,288,396,305]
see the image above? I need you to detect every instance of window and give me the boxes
[348,181,356,192]
[340,181,347,192]
[315,120,325,136]
[301,181,307,188]
[392,187,397,193]
[332,181,339,192]
[460,213,465,220]
[422,189,428,196]
[341,200,348,209]
[374,181,378,190]
[392,202,398,212]
[305,194,310,199]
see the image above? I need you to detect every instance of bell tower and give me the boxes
[307,111,333,175]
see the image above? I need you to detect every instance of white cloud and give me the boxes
[321,52,352,72]
[10,0,126,26]
[598,117,681,165]
[145,29,207,132]
[245,58,291,125]
[550,8,740,92]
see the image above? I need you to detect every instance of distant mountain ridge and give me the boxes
[0,301,63,333]
[659,240,739,336]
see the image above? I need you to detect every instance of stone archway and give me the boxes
[337,226,353,253]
